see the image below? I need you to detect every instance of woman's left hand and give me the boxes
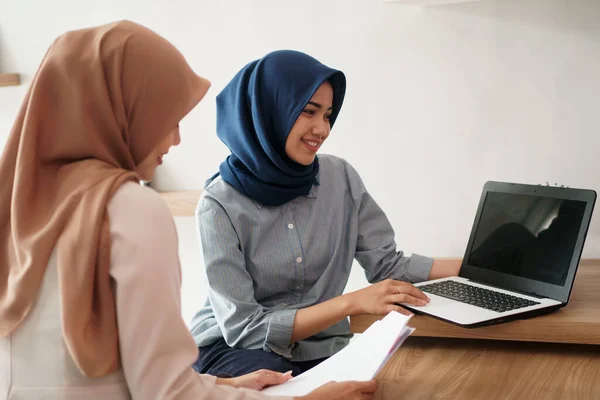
[217,369,293,390]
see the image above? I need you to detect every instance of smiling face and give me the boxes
[284,81,333,166]
[135,125,180,181]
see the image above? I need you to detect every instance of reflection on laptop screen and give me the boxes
[467,192,587,286]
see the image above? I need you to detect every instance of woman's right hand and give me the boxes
[345,279,430,316]
[297,380,378,400]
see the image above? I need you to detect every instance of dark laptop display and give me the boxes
[459,182,596,305]
[467,192,587,287]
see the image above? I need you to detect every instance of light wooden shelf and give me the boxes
[0,73,21,87]
[383,0,481,5]
[159,190,202,216]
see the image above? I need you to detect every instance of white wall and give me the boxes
[3,0,600,264]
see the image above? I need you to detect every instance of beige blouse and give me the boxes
[0,182,290,400]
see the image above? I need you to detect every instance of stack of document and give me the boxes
[263,311,414,397]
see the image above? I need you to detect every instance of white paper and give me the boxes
[262,311,414,397]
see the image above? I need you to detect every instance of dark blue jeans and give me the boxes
[192,339,327,378]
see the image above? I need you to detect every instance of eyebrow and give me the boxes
[307,101,333,111]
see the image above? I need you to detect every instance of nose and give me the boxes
[172,127,181,146]
[311,118,330,138]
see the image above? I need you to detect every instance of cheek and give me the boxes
[289,124,306,142]
[285,129,300,148]
[155,145,170,158]
[159,134,176,153]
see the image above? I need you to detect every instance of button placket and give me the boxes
[285,204,304,297]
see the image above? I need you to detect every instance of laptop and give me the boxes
[403,181,596,328]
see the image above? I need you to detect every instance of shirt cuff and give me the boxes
[264,309,298,358]
[405,254,434,283]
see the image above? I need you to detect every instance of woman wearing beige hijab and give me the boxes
[0,21,376,400]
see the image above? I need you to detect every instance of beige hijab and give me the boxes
[0,20,210,377]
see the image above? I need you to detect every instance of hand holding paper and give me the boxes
[263,311,414,397]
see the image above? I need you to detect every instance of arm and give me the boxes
[291,160,436,341]
[429,258,462,280]
[108,184,290,400]
[290,294,353,343]
[290,278,431,341]
[344,162,434,285]
[343,158,461,281]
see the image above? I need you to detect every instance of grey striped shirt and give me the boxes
[190,155,433,361]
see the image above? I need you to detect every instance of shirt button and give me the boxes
[296,257,303,263]
[288,223,294,229]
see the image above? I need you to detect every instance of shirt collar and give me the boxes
[254,174,320,208]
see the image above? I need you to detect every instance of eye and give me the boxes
[324,114,332,121]
[303,108,316,116]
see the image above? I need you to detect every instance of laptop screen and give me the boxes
[466,192,587,287]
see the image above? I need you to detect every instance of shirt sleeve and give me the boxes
[342,161,434,284]
[108,183,291,400]
[196,195,298,358]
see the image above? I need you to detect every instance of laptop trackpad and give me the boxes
[405,294,499,324]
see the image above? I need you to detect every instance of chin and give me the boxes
[297,159,314,166]
[299,153,317,165]
[287,149,316,166]
[139,171,155,182]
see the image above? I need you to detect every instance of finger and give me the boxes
[347,380,378,394]
[390,293,428,306]
[256,369,292,376]
[385,304,414,316]
[392,280,429,298]
[255,370,293,385]
[391,282,430,302]
[321,381,337,390]
[270,370,293,381]
[357,380,378,393]
[255,369,285,375]
[256,374,288,388]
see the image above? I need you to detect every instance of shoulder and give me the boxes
[197,175,258,218]
[318,153,346,170]
[202,175,231,201]
[318,154,364,188]
[108,181,171,220]
[107,182,175,240]
[319,154,360,177]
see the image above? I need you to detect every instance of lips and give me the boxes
[301,138,320,152]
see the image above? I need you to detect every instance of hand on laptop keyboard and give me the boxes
[346,279,430,316]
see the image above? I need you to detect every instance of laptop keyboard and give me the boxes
[419,280,541,313]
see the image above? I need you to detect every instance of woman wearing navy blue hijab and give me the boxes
[190,50,461,377]
[213,50,346,206]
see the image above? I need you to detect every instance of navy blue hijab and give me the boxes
[213,50,346,207]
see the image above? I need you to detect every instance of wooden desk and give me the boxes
[350,263,600,399]
[375,338,600,400]
[351,262,600,344]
